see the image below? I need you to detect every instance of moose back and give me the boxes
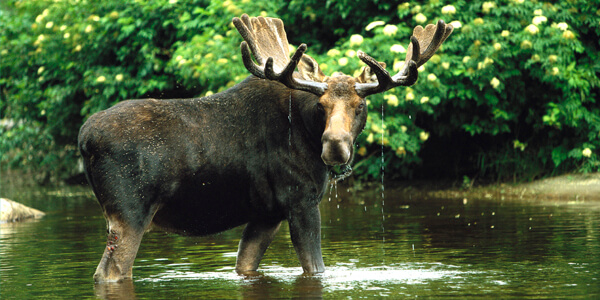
[79,14,452,283]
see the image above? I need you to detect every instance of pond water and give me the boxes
[1,182,599,299]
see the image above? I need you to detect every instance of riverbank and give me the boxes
[401,172,600,201]
[3,170,600,202]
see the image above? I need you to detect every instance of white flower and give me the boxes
[441,5,456,15]
[350,34,363,46]
[442,62,450,69]
[449,20,462,29]
[493,43,502,51]
[562,30,575,40]
[115,74,124,81]
[96,76,106,83]
[37,66,45,74]
[365,21,385,31]
[169,0,177,3]
[345,49,356,58]
[85,24,93,33]
[385,94,399,107]
[414,13,427,24]
[490,77,500,89]
[90,15,100,22]
[327,49,340,57]
[60,25,67,31]
[482,2,496,13]
[390,44,406,53]
[552,67,559,75]
[405,92,415,101]
[45,22,54,29]
[556,22,569,31]
[532,15,547,25]
[338,57,348,66]
[396,146,406,156]
[582,148,592,158]
[74,45,82,52]
[63,32,70,39]
[462,56,471,63]
[501,30,510,37]
[420,96,429,104]
[36,14,45,23]
[393,60,404,71]
[419,131,429,141]
[427,73,437,82]
[383,24,398,36]
[534,9,543,16]
[525,24,539,35]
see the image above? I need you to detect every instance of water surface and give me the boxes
[1,183,599,298]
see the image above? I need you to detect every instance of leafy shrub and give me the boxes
[308,0,600,181]
[0,0,280,182]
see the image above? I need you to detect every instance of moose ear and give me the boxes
[356,61,387,84]
[298,54,327,82]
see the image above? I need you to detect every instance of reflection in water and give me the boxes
[94,280,137,300]
[1,183,599,298]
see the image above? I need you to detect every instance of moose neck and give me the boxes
[225,76,326,164]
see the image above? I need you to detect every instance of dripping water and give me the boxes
[380,103,386,264]
[288,93,292,147]
[288,93,292,194]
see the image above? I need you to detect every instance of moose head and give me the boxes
[233,14,453,166]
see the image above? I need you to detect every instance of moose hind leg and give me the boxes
[235,220,282,274]
[94,216,148,283]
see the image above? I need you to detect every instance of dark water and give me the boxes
[1,182,599,299]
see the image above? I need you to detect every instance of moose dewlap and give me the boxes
[78,14,452,282]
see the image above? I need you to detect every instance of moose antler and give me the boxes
[355,20,453,98]
[233,14,327,95]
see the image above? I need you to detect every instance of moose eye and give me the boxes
[317,103,325,113]
[356,103,365,115]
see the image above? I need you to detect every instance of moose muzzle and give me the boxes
[321,113,353,166]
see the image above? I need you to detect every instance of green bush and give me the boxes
[0,0,280,182]
[308,0,600,181]
[1,0,599,183]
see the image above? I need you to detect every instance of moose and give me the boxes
[79,14,452,282]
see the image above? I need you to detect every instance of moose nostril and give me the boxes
[321,132,352,165]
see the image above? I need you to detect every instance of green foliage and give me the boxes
[1,0,599,183]
[0,0,281,182]
[308,0,600,181]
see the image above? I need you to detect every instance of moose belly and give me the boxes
[149,175,269,236]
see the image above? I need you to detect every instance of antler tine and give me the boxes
[355,20,453,98]
[413,20,452,67]
[240,38,327,95]
[234,14,327,96]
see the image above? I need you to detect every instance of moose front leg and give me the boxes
[236,220,282,275]
[287,205,325,274]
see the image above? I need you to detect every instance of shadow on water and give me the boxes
[1,180,600,298]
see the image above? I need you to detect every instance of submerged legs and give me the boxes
[236,220,282,274]
[288,205,325,274]
[93,217,147,283]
